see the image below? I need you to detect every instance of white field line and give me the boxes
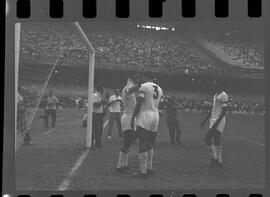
[58,149,90,191]
[44,128,55,135]
[182,133,265,147]
[236,136,265,147]
[103,119,109,130]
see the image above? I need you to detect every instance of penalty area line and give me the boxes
[58,149,90,191]
[44,128,55,135]
[237,136,265,147]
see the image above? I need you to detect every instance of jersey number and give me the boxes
[153,85,159,99]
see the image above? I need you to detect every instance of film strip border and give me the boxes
[15,0,262,19]
[2,192,266,197]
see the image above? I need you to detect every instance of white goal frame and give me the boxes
[15,22,96,150]
[73,22,95,148]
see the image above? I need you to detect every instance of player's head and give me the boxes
[152,78,159,84]
[128,74,138,84]
[49,90,54,96]
[96,84,104,94]
[114,88,120,95]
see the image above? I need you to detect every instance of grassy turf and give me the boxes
[16,109,264,190]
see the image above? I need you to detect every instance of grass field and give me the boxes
[16,109,265,191]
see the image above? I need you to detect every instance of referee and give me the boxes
[92,85,106,148]
[164,96,183,144]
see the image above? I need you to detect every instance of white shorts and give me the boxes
[136,111,159,132]
[121,113,133,132]
[210,116,226,132]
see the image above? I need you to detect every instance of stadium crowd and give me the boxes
[165,91,264,115]
[198,30,264,69]
[37,90,264,115]
[19,23,262,76]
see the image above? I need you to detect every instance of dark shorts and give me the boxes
[137,126,157,153]
[204,128,222,146]
[121,129,137,153]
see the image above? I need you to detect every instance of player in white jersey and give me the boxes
[130,72,163,178]
[116,75,141,173]
[201,81,229,167]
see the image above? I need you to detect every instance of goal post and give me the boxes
[73,22,95,148]
[15,23,21,152]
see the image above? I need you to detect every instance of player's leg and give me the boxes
[107,112,115,138]
[44,109,49,128]
[175,118,183,143]
[116,114,138,171]
[135,126,150,178]
[146,112,158,175]
[213,129,222,166]
[51,109,56,128]
[95,114,104,147]
[167,118,175,144]
[204,129,218,166]
[116,129,135,172]
[146,133,157,176]
[115,113,123,138]
[91,114,97,147]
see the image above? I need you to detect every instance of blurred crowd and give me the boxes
[199,31,264,69]
[20,23,262,76]
[165,91,264,115]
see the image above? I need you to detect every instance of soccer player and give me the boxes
[201,81,229,167]
[92,85,107,148]
[44,90,59,129]
[130,72,163,178]
[116,75,141,173]
[106,89,123,139]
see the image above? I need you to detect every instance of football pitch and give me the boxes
[16,109,265,190]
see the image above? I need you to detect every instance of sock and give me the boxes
[116,151,126,168]
[147,149,153,170]
[209,145,217,160]
[124,152,129,167]
[139,152,147,174]
[215,146,222,163]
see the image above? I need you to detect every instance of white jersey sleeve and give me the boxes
[221,92,229,107]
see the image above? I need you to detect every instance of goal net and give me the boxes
[16,22,94,151]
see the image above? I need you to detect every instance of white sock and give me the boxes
[215,146,222,163]
[209,145,217,160]
[116,151,126,168]
[124,152,129,167]
[147,149,153,170]
[139,152,147,174]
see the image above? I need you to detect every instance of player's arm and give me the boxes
[130,91,145,129]
[107,99,118,106]
[200,112,211,127]
[126,84,141,95]
[93,95,106,108]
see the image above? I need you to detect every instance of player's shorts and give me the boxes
[204,128,222,146]
[136,111,159,132]
[121,113,133,131]
[120,129,137,153]
[209,117,226,132]
[137,126,157,153]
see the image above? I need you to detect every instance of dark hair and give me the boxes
[96,84,103,92]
